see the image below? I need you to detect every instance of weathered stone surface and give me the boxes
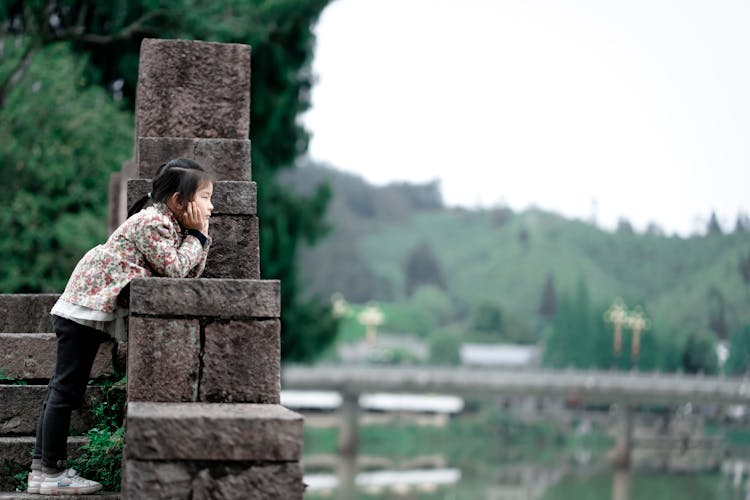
[124,461,303,500]
[200,320,280,403]
[108,171,123,233]
[136,39,250,140]
[137,137,251,181]
[0,493,121,499]
[0,436,86,491]
[127,318,200,402]
[137,137,195,177]
[127,180,257,215]
[191,463,304,500]
[0,295,58,333]
[126,403,303,461]
[124,460,192,499]
[129,279,279,318]
[109,159,138,232]
[202,215,260,279]
[0,334,113,380]
[194,138,252,181]
[0,385,111,436]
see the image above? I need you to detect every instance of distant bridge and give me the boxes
[282,365,750,468]
[282,365,750,406]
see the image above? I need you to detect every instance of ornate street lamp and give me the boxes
[358,302,385,347]
[625,307,650,364]
[604,298,628,358]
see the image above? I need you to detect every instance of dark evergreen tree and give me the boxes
[726,325,750,376]
[735,212,750,233]
[707,211,723,235]
[616,217,634,234]
[538,273,557,320]
[403,242,447,297]
[707,286,728,340]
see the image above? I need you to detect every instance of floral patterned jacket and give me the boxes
[57,202,211,313]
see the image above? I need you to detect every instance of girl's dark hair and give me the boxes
[127,158,213,217]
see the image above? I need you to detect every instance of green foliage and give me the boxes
[472,302,504,334]
[3,459,28,492]
[0,369,27,385]
[69,373,127,491]
[0,41,132,292]
[429,329,462,365]
[725,324,750,375]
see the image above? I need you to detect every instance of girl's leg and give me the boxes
[35,316,108,470]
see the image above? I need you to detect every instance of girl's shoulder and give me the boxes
[128,203,177,226]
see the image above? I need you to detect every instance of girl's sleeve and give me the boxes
[186,237,212,278]
[132,217,205,278]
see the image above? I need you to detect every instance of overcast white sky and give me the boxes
[302,0,750,236]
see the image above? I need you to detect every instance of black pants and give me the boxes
[33,315,109,469]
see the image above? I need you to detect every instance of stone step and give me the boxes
[124,403,304,499]
[0,295,58,334]
[0,385,121,436]
[0,437,88,492]
[0,334,114,381]
[0,492,120,499]
[126,402,302,461]
[129,278,279,318]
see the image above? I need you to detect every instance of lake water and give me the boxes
[297,401,749,500]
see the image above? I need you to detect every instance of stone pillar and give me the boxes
[338,391,360,457]
[612,405,633,470]
[122,38,304,499]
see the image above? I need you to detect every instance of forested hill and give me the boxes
[281,162,750,343]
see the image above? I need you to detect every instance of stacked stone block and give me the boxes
[121,38,304,499]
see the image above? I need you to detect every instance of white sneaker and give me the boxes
[39,468,102,495]
[27,469,42,494]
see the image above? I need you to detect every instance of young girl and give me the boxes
[29,158,214,495]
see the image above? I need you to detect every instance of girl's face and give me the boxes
[192,181,214,222]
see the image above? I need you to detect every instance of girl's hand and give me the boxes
[181,202,205,232]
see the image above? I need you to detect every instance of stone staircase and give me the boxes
[0,293,121,497]
[1,38,305,499]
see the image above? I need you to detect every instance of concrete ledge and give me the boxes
[0,334,113,380]
[124,460,302,500]
[126,402,303,461]
[0,385,114,436]
[127,179,257,215]
[129,279,279,318]
[0,295,58,333]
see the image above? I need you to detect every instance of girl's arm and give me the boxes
[186,237,212,278]
[133,218,205,278]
